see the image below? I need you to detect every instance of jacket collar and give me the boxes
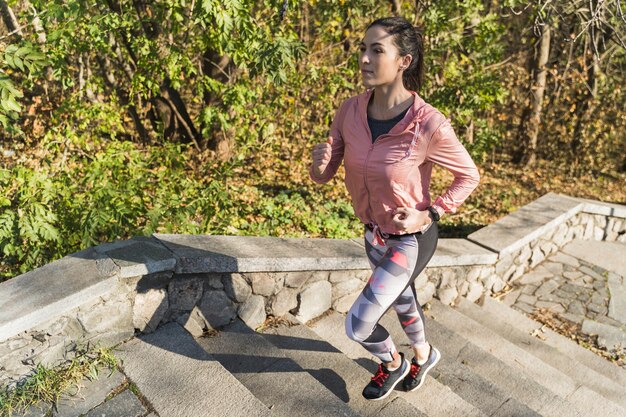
[358,89,426,135]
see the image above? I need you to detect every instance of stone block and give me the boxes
[284,271,313,289]
[333,292,360,314]
[412,282,434,306]
[98,237,176,278]
[175,307,207,337]
[437,286,458,305]
[153,234,369,273]
[206,274,224,290]
[198,291,237,328]
[332,278,364,302]
[567,300,585,315]
[0,247,120,343]
[249,273,277,297]
[428,239,498,267]
[519,270,550,285]
[517,294,537,305]
[270,288,299,317]
[328,270,357,284]
[133,288,168,333]
[295,281,332,323]
[500,288,521,306]
[466,282,484,302]
[535,279,560,296]
[467,193,583,256]
[223,273,252,303]
[238,295,267,330]
[168,277,203,312]
[83,389,145,417]
[535,301,564,313]
[459,280,470,297]
[582,319,626,350]
[492,278,505,293]
[53,371,126,417]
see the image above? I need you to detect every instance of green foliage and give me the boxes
[0,42,48,132]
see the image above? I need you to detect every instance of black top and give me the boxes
[367,106,410,143]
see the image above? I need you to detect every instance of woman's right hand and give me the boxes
[311,137,334,177]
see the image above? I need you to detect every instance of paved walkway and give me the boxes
[500,239,626,362]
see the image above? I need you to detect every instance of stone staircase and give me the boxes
[115,295,626,417]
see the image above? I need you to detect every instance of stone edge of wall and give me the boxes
[1,193,625,386]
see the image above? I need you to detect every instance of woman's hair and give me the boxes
[367,17,424,92]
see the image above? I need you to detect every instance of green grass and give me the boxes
[0,345,118,417]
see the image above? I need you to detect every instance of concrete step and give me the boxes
[115,322,272,417]
[455,295,626,410]
[194,318,359,417]
[378,310,550,417]
[258,314,425,417]
[479,294,626,388]
[429,299,626,417]
[307,310,487,417]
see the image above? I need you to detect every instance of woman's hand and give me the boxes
[311,137,334,177]
[391,207,432,234]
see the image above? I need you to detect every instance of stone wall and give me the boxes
[1,193,625,388]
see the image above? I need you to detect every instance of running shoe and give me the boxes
[362,352,410,401]
[403,344,441,392]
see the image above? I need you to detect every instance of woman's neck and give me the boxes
[369,84,414,120]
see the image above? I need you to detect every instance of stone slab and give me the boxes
[260,314,428,417]
[428,239,497,267]
[468,193,583,256]
[576,198,626,218]
[154,234,370,273]
[115,322,271,417]
[479,295,626,388]
[96,237,177,278]
[307,310,487,417]
[581,320,626,350]
[0,247,119,343]
[194,318,358,417]
[83,389,145,417]
[53,370,125,417]
[381,312,564,417]
[607,276,626,325]
[561,240,626,278]
[428,299,613,416]
[456,297,626,409]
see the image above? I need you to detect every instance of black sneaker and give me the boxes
[403,344,441,392]
[362,352,410,401]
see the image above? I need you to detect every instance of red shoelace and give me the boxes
[370,365,390,387]
[409,362,421,378]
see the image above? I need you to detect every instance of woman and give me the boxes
[309,16,480,401]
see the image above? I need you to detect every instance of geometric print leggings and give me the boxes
[345,222,439,363]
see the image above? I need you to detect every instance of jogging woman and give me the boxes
[309,16,480,401]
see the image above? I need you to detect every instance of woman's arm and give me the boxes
[309,101,348,183]
[425,119,480,216]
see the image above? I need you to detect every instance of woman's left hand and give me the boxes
[391,207,432,234]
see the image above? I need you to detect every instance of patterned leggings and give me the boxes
[345,222,439,363]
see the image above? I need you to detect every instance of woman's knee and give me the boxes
[344,314,373,343]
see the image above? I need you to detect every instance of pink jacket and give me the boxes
[310,89,480,235]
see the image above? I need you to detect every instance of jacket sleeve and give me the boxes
[309,100,347,184]
[425,119,480,213]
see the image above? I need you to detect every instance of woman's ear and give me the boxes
[402,54,413,70]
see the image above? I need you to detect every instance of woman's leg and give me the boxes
[345,229,419,364]
[392,223,439,360]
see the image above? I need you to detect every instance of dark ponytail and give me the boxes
[367,17,424,92]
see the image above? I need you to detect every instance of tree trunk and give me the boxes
[516,22,550,167]
[0,0,22,38]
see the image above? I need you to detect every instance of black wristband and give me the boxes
[427,206,440,222]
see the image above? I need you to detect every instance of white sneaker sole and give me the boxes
[405,347,441,392]
[366,358,411,401]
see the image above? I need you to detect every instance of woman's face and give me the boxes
[359,25,409,88]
